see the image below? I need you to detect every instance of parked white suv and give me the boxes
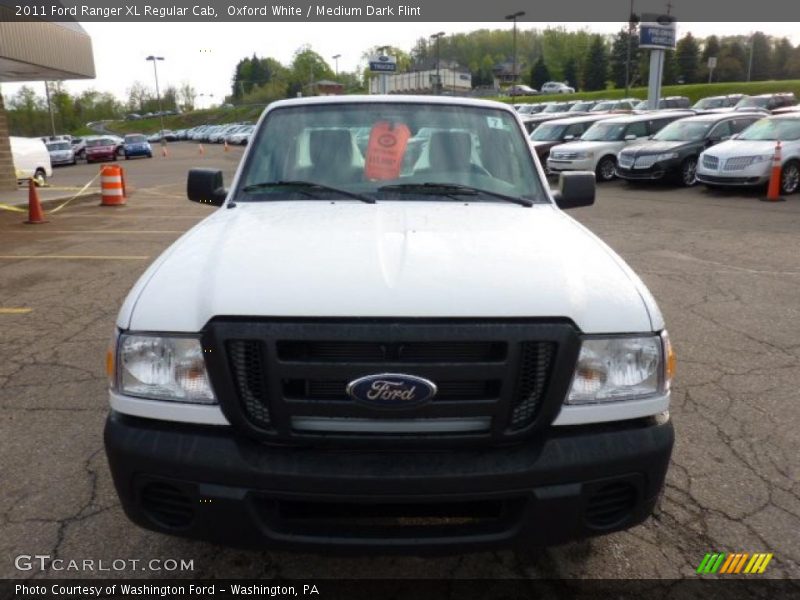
[541,81,575,95]
[548,112,693,181]
[104,95,674,554]
[696,115,800,194]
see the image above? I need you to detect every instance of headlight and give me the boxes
[116,333,216,404]
[656,152,679,161]
[573,151,593,159]
[751,154,773,164]
[567,334,671,405]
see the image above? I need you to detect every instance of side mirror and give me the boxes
[563,134,575,141]
[624,134,637,141]
[552,171,595,209]
[187,168,226,206]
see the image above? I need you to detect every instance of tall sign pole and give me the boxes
[639,14,677,110]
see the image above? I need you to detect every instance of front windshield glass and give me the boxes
[693,98,723,109]
[581,121,627,141]
[591,102,615,112]
[87,138,112,147]
[653,120,713,142]
[47,142,70,151]
[736,97,769,108]
[737,118,800,141]
[542,103,569,113]
[239,103,546,203]
[125,135,147,143]
[569,102,594,112]
[530,123,566,141]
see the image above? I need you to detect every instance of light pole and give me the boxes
[746,33,754,82]
[505,11,525,87]
[145,55,165,140]
[332,54,341,77]
[625,0,636,96]
[430,31,445,95]
[44,81,56,138]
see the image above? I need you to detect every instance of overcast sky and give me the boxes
[2,22,799,107]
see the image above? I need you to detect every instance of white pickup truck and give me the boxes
[104,96,674,554]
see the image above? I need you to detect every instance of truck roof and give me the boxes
[267,94,516,113]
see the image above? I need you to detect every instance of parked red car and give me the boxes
[85,137,119,163]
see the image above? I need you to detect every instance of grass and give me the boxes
[494,79,800,104]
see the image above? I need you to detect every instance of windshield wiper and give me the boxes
[241,180,375,204]
[376,182,534,207]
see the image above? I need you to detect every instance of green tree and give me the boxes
[290,45,335,97]
[610,28,640,89]
[563,57,579,90]
[675,33,700,83]
[748,32,772,80]
[772,38,794,80]
[716,41,747,82]
[581,35,608,91]
[178,82,196,112]
[529,57,550,90]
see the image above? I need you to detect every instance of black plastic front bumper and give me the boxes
[104,412,674,554]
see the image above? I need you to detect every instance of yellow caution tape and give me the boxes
[0,172,101,215]
[49,172,101,214]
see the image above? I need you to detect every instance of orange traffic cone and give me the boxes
[762,141,786,202]
[25,178,48,224]
[100,165,127,206]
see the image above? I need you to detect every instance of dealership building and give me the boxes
[0,16,95,191]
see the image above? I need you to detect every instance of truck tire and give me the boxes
[780,160,800,195]
[596,156,617,182]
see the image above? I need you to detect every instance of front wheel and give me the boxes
[596,156,617,182]
[780,160,800,195]
[680,157,698,187]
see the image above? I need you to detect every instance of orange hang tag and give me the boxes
[364,121,411,180]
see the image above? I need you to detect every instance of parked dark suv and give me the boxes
[734,93,797,113]
[634,96,692,111]
[616,112,762,186]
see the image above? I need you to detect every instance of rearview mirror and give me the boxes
[552,171,595,209]
[187,168,227,206]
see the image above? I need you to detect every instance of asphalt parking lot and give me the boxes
[0,142,798,580]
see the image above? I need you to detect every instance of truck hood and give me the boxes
[122,202,657,334]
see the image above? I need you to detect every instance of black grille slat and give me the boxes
[585,482,637,528]
[509,342,555,430]
[277,341,506,363]
[285,380,500,401]
[140,483,195,529]
[227,340,271,428]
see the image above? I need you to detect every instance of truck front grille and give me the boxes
[212,320,577,446]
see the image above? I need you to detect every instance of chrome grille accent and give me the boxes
[702,155,719,170]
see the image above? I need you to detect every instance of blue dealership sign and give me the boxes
[639,14,677,50]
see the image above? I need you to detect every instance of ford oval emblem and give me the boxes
[346,373,437,409]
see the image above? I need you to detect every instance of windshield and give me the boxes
[239,103,545,203]
[581,121,628,141]
[87,138,112,147]
[542,103,569,113]
[530,123,567,141]
[47,142,70,151]
[736,97,769,108]
[125,135,147,144]
[653,120,713,142]
[737,118,800,141]
[693,97,724,109]
[591,102,616,112]
[569,102,594,112]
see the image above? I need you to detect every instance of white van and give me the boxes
[10,136,53,184]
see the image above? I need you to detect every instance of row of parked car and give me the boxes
[522,94,800,194]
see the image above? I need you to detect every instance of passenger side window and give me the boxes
[731,118,757,133]
[565,123,584,137]
[708,121,732,140]
[648,118,674,135]
[626,122,648,138]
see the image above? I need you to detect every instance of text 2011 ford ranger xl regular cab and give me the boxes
[104,96,675,553]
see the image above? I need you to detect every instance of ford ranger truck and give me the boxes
[104,96,675,554]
